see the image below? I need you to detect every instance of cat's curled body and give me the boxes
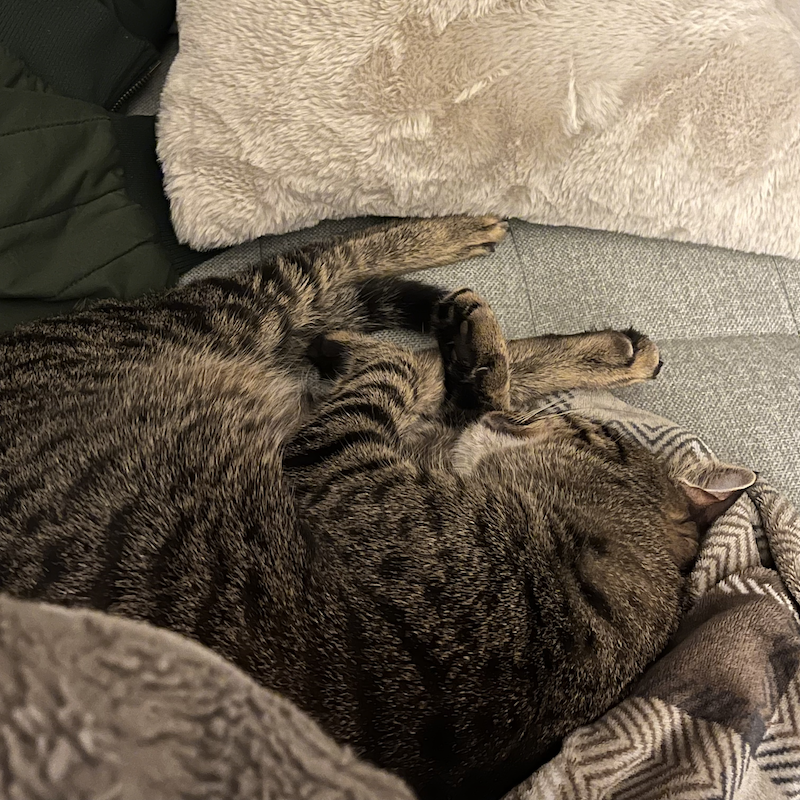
[0,217,707,800]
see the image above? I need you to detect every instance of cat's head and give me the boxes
[450,408,755,571]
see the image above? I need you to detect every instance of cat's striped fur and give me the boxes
[0,216,710,800]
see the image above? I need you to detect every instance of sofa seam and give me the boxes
[507,222,537,334]
[771,255,800,336]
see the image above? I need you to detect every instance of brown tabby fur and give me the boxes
[0,216,709,800]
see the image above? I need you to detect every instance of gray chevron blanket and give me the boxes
[0,391,798,799]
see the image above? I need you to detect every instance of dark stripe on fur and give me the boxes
[315,401,398,435]
[284,429,387,469]
[355,277,445,332]
[330,382,407,411]
[308,458,397,506]
[576,574,614,622]
[159,300,216,335]
[350,359,416,384]
[90,503,136,610]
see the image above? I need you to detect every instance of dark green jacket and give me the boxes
[1,0,175,111]
[0,0,209,331]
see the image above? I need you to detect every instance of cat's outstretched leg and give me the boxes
[388,293,660,411]
[326,215,508,279]
[193,215,508,343]
[292,215,508,334]
[505,329,662,406]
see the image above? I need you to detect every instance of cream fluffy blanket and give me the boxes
[158,0,800,257]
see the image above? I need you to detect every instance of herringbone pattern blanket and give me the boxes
[509,392,800,800]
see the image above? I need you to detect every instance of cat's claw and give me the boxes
[438,215,509,260]
[467,216,508,256]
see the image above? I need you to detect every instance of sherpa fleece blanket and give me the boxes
[1,391,799,799]
[158,0,800,258]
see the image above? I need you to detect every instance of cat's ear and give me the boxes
[677,464,756,532]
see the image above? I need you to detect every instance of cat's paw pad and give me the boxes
[436,288,510,411]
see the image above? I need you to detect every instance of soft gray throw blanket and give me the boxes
[159,0,800,258]
[0,596,414,800]
[1,392,798,799]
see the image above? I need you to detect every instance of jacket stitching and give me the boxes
[0,117,108,140]
[0,189,119,233]
[52,239,156,300]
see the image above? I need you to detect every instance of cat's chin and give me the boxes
[450,414,533,475]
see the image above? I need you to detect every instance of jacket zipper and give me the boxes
[111,59,162,112]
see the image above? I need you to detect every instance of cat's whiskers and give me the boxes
[523,408,577,423]
[527,397,564,417]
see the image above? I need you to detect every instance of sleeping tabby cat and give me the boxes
[0,216,742,800]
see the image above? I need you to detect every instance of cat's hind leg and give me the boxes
[328,215,508,280]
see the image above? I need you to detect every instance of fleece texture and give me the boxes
[0,593,416,800]
[158,0,800,256]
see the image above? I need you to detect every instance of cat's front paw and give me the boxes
[617,328,662,381]
[422,215,509,262]
[436,288,510,411]
[456,215,509,257]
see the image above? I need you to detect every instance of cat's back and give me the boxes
[0,301,303,443]
[0,304,304,616]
